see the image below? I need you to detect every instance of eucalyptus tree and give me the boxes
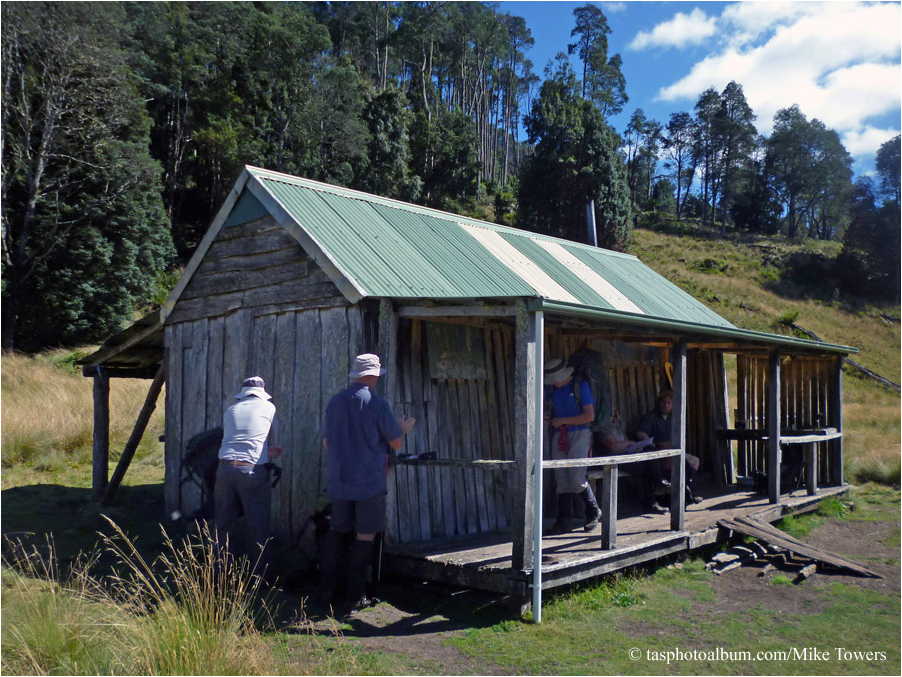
[765,105,852,239]
[662,111,697,219]
[1,2,174,350]
[567,4,627,117]
[715,81,757,234]
[693,87,723,227]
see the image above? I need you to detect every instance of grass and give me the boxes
[1,521,277,675]
[448,528,900,675]
[628,222,901,486]
[1,349,166,489]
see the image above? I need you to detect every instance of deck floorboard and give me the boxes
[382,485,849,594]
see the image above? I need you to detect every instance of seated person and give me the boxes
[636,390,703,504]
[598,410,669,514]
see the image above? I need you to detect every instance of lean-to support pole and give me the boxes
[91,368,110,500]
[532,310,545,622]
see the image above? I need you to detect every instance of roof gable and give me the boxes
[162,165,732,329]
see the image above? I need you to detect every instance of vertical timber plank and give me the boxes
[828,357,843,486]
[165,324,183,515]
[182,320,209,516]
[669,340,687,532]
[767,352,782,504]
[294,310,322,534]
[511,301,537,571]
[600,466,618,550]
[273,312,296,536]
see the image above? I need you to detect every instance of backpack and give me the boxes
[568,349,612,446]
[181,427,224,519]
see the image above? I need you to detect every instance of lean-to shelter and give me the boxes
[81,166,854,611]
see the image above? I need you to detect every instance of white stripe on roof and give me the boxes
[534,239,645,314]
[461,224,581,304]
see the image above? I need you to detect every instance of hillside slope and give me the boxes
[628,221,900,480]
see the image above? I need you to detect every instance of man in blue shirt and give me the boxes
[545,357,601,535]
[319,353,415,616]
[215,376,282,575]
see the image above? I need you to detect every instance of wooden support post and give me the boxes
[378,298,400,545]
[806,443,818,496]
[670,339,687,532]
[92,370,110,500]
[512,301,537,572]
[767,351,782,504]
[828,356,843,486]
[600,466,618,550]
[102,365,166,506]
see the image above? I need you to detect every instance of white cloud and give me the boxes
[653,1,901,148]
[629,8,717,50]
[602,2,627,14]
[842,126,901,160]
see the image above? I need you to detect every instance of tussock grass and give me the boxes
[1,350,165,484]
[1,521,278,675]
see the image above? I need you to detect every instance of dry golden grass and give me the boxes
[631,225,900,484]
[1,350,165,485]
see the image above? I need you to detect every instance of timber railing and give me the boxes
[544,448,684,550]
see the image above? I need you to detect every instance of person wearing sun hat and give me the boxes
[215,376,282,575]
[544,357,602,535]
[319,353,415,616]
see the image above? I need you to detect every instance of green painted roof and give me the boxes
[245,166,734,329]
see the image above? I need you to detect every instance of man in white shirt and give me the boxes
[215,376,282,574]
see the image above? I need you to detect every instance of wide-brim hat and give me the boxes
[235,376,273,400]
[544,357,574,385]
[349,353,387,378]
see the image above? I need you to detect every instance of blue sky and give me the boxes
[501,1,901,176]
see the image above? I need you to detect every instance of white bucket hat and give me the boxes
[544,357,574,385]
[235,376,272,400]
[349,353,387,378]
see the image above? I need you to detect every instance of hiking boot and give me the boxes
[580,486,601,532]
[584,505,601,531]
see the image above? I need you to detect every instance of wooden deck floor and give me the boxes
[382,485,850,598]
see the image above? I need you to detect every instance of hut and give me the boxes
[81,166,854,614]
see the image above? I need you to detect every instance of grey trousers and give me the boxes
[214,463,271,566]
[551,427,591,493]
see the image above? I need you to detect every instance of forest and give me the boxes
[2,1,899,352]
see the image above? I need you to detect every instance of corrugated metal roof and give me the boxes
[247,166,734,329]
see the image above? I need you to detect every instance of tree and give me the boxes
[693,87,722,226]
[567,4,626,117]
[714,81,757,234]
[356,87,421,201]
[662,112,696,220]
[766,105,853,239]
[518,61,631,249]
[838,178,901,300]
[1,2,174,351]
[875,134,901,205]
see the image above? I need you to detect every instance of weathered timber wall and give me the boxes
[736,355,839,485]
[167,215,345,325]
[164,213,363,540]
[544,336,732,487]
[687,352,733,486]
[386,319,516,544]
